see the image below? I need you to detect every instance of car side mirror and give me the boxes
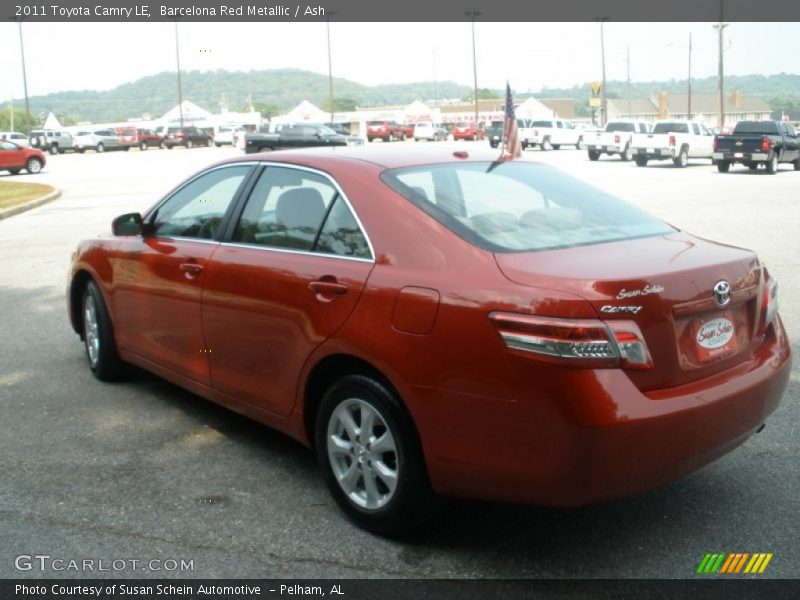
[112,212,144,236]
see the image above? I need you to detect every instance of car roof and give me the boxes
[223,145,512,171]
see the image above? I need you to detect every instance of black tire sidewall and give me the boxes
[82,281,123,380]
[314,374,435,536]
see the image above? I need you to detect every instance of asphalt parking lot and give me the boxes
[0,143,797,579]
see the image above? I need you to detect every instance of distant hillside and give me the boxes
[1,69,472,124]
[2,70,799,125]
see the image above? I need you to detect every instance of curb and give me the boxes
[0,188,61,221]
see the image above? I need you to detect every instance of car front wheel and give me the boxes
[315,374,439,536]
[186,139,194,149]
[25,157,43,174]
[96,143,104,153]
[140,141,148,151]
[82,280,124,380]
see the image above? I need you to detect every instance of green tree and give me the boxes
[0,107,42,134]
[319,97,357,113]
[250,101,279,119]
[461,88,502,102]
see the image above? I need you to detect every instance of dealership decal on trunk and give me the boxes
[696,317,735,349]
[616,283,664,300]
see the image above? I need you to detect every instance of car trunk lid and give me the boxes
[494,232,762,391]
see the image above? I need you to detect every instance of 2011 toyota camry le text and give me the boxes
[67,146,791,535]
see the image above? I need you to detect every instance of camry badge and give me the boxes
[713,280,731,307]
[601,305,642,315]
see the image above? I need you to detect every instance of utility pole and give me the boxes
[713,2,728,127]
[598,17,609,126]
[17,20,32,135]
[174,22,185,128]
[326,14,336,124]
[466,11,482,124]
[626,46,631,118]
[9,96,14,132]
[687,33,692,119]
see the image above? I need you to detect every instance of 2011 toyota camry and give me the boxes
[67,146,791,535]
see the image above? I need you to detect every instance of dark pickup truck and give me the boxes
[244,123,349,154]
[486,120,504,148]
[713,120,800,174]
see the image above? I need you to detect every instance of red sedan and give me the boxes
[0,140,45,174]
[453,122,486,141]
[67,147,790,535]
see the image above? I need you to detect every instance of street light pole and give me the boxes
[466,11,482,125]
[713,2,728,127]
[174,21,185,128]
[326,15,335,124]
[17,20,32,135]
[598,17,609,127]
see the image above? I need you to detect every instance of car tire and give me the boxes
[388,134,394,142]
[620,144,632,162]
[96,143,104,153]
[794,159,800,171]
[315,373,440,537]
[159,140,165,149]
[77,148,85,154]
[587,150,600,161]
[576,136,584,150]
[48,144,58,155]
[25,157,43,174]
[123,146,130,152]
[717,160,731,173]
[489,142,497,148]
[186,139,194,149]
[206,139,212,147]
[82,280,125,381]
[552,144,561,150]
[9,168,21,175]
[747,162,758,171]
[140,141,148,151]
[765,155,778,174]
[215,143,222,148]
[634,156,648,167]
[673,147,688,168]
[541,138,552,151]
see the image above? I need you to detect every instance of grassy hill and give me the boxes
[2,69,799,126]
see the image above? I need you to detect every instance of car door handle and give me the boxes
[309,280,348,297]
[180,262,204,275]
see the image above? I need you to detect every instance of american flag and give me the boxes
[500,82,522,160]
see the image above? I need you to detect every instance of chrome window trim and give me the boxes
[222,161,376,262]
[221,242,374,264]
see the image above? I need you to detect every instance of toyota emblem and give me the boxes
[713,280,731,307]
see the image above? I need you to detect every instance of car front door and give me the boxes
[0,141,21,168]
[111,164,254,384]
[202,164,374,416]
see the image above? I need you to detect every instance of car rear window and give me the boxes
[606,122,635,132]
[381,162,673,253]
[653,122,689,134]
[732,121,780,135]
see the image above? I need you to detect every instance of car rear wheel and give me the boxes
[765,155,778,174]
[552,144,561,150]
[541,138,552,151]
[186,139,194,149]
[588,150,600,161]
[48,144,58,155]
[25,157,43,174]
[747,162,758,170]
[717,160,731,173]
[82,281,124,381]
[634,156,648,167]
[315,374,440,536]
[576,136,584,150]
[96,143,104,153]
[794,159,800,171]
[620,144,632,161]
[673,147,688,168]
[140,141,148,151]
[388,134,394,142]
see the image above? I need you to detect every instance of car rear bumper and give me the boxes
[413,315,791,506]
[713,152,770,162]
[635,147,677,159]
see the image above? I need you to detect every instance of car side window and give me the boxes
[316,197,371,259]
[152,166,251,240]
[692,123,700,135]
[233,166,337,251]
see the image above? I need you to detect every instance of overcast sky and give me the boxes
[1,21,798,102]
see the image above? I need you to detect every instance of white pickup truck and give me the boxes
[630,120,715,167]
[583,120,652,161]
[520,118,582,151]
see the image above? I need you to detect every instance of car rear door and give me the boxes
[111,164,255,384]
[201,164,374,416]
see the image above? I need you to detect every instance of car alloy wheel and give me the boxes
[96,143,104,153]
[621,145,632,161]
[26,158,42,174]
[140,141,148,151]
[766,155,778,174]
[541,138,552,151]
[186,140,194,149]
[81,281,124,380]
[316,374,440,536]
[83,293,100,369]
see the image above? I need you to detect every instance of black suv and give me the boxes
[163,126,213,149]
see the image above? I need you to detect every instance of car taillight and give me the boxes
[490,312,652,370]
[614,134,620,144]
[669,135,676,146]
[761,136,772,152]
[759,269,779,331]
[534,130,539,136]
[713,136,718,151]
